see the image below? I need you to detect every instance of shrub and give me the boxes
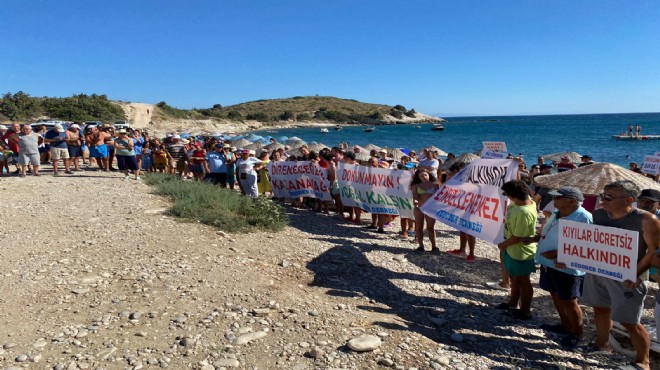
[212,104,223,109]
[245,112,270,122]
[405,108,416,117]
[227,111,242,120]
[279,110,295,120]
[369,112,384,120]
[296,113,311,121]
[393,104,407,112]
[143,173,288,233]
[390,109,403,119]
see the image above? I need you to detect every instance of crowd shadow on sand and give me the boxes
[285,208,605,369]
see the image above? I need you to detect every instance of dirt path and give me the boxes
[0,167,653,369]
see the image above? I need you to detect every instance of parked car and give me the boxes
[31,120,69,132]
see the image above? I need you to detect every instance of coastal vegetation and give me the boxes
[143,173,288,233]
[0,91,126,121]
[0,92,437,125]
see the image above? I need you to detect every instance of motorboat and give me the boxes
[320,128,329,133]
[430,124,445,131]
[334,125,342,131]
[363,127,376,132]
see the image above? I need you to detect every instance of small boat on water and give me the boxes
[414,125,422,129]
[334,125,342,131]
[320,128,329,133]
[612,134,660,140]
[363,127,376,132]
[430,124,445,131]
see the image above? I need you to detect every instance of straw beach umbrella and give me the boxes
[243,142,266,151]
[386,148,407,161]
[364,143,381,151]
[307,142,329,153]
[230,138,252,148]
[420,145,448,157]
[542,151,582,163]
[440,153,479,171]
[263,142,285,151]
[534,162,660,195]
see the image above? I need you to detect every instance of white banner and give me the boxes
[557,220,638,282]
[337,163,414,218]
[482,141,507,152]
[641,155,660,175]
[268,162,331,201]
[481,150,508,159]
[420,159,518,244]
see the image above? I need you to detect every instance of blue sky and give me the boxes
[2,0,659,116]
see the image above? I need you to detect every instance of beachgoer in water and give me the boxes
[495,180,538,320]
[636,124,641,137]
[411,169,439,252]
[628,124,634,137]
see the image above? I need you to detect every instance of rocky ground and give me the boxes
[0,166,658,370]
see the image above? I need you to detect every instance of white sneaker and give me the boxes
[135,176,141,181]
[124,175,130,180]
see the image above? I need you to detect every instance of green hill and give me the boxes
[1,93,440,125]
[192,96,439,125]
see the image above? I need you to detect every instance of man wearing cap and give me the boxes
[578,155,595,167]
[636,189,660,217]
[44,124,72,175]
[526,187,592,348]
[377,149,391,169]
[66,124,83,171]
[556,156,576,173]
[85,125,110,171]
[582,181,660,369]
[205,143,231,187]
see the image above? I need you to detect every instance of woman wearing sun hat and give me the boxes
[235,149,263,198]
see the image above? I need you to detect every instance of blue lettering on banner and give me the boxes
[570,262,596,272]
[435,210,483,233]
[289,190,312,196]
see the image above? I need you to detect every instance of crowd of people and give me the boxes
[2,121,660,368]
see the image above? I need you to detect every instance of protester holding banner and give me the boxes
[365,157,390,233]
[581,181,660,370]
[340,151,362,224]
[496,180,538,320]
[411,169,440,252]
[526,187,592,348]
[445,163,477,262]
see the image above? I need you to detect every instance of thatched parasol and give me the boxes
[387,148,407,161]
[231,138,252,148]
[263,142,285,151]
[534,162,660,195]
[284,137,304,145]
[364,143,381,151]
[542,151,582,163]
[420,145,448,157]
[354,151,372,162]
[440,153,479,171]
[243,142,266,151]
[307,143,329,153]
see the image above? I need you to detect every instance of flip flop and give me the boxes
[618,362,648,370]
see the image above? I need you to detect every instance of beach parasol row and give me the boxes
[440,153,479,171]
[534,162,660,195]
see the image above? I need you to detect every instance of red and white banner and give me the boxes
[268,161,331,201]
[420,159,518,244]
[337,163,414,218]
[557,220,638,282]
[482,141,507,152]
[641,155,660,175]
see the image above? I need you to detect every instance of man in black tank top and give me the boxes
[581,181,660,370]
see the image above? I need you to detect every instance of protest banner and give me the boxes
[557,219,638,282]
[420,159,518,244]
[268,161,331,201]
[337,163,414,218]
[482,141,507,152]
[481,150,508,159]
[642,155,660,175]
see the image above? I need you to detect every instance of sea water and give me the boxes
[251,113,660,167]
